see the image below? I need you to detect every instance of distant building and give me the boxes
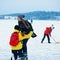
[55,16,60,20]
[4,16,17,20]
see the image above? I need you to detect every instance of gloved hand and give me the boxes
[31,32,37,38]
[21,31,26,36]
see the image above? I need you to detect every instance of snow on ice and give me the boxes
[0,20,60,60]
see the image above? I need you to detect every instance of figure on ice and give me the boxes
[17,15,37,60]
[41,24,55,43]
[9,25,33,60]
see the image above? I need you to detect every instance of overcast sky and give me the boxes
[0,0,60,15]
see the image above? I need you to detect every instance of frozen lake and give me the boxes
[0,20,60,60]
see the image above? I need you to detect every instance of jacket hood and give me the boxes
[13,29,20,33]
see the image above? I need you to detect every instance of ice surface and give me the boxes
[0,20,60,60]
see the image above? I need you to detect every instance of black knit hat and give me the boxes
[14,25,20,30]
[18,15,25,18]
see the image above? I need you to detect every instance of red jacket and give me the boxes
[44,27,51,35]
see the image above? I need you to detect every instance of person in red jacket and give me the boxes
[41,24,55,43]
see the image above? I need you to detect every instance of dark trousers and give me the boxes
[22,39,29,56]
[41,34,50,43]
[12,49,23,60]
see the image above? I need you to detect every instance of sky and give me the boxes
[0,0,60,15]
